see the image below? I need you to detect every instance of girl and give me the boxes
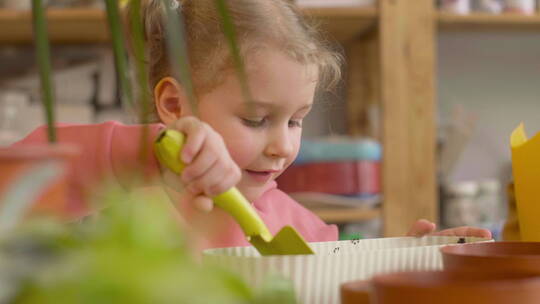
[14,0,490,248]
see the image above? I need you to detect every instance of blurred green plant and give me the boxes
[15,0,297,303]
[5,187,295,303]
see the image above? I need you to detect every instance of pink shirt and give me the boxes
[14,121,338,247]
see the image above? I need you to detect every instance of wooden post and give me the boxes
[346,31,380,138]
[379,0,438,236]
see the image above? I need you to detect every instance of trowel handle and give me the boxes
[154,129,272,240]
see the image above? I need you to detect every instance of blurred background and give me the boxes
[1,0,539,239]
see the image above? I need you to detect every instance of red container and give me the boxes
[277,161,380,195]
[0,144,80,218]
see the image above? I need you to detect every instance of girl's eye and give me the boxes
[289,119,302,128]
[242,118,267,128]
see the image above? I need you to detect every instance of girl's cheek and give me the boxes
[222,132,259,169]
[227,145,253,169]
[289,133,302,160]
[209,119,258,169]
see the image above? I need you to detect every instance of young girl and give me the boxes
[14,0,490,248]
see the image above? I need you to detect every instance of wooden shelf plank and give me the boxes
[311,207,380,223]
[0,7,377,45]
[0,8,109,44]
[301,6,377,18]
[439,12,540,31]
[302,6,378,43]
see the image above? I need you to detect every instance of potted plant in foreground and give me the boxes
[0,0,297,302]
[0,0,80,218]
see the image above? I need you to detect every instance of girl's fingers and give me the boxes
[161,166,184,192]
[171,118,207,163]
[407,219,437,237]
[166,117,241,212]
[207,165,241,196]
[192,195,214,213]
[407,220,492,239]
[186,160,231,197]
[434,226,492,239]
[184,165,240,211]
[181,140,218,184]
[176,186,214,213]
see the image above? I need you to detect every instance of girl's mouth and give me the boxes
[245,169,278,183]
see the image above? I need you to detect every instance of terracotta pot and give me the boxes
[371,270,540,304]
[441,241,540,275]
[0,144,79,217]
[341,280,372,304]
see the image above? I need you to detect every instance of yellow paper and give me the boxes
[511,124,540,241]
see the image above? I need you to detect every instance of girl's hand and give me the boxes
[407,219,492,239]
[161,117,241,212]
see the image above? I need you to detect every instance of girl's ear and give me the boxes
[154,77,192,124]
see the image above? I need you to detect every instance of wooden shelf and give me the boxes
[0,6,377,45]
[311,207,380,224]
[302,6,377,43]
[438,12,540,31]
[0,8,109,45]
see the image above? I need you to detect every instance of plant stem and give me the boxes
[129,0,151,166]
[129,0,151,124]
[104,0,134,110]
[215,0,253,106]
[31,0,56,143]
[161,0,198,116]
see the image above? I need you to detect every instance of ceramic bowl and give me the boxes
[371,270,540,304]
[441,241,540,275]
[341,280,371,304]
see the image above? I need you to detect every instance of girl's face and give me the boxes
[195,49,318,202]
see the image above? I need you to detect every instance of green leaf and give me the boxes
[128,0,151,124]
[126,0,152,166]
[31,0,56,143]
[161,0,199,116]
[104,0,134,110]
[214,0,254,106]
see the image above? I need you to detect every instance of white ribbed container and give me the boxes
[204,236,491,304]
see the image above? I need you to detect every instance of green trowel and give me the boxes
[154,129,314,256]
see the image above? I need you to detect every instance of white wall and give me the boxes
[302,90,348,138]
[438,31,540,184]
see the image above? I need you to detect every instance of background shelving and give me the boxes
[438,12,540,31]
[0,7,377,44]
[6,1,536,233]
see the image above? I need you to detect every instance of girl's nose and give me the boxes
[265,126,294,159]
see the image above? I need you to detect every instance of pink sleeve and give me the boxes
[13,121,165,215]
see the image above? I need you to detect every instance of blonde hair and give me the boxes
[123,0,342,120]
